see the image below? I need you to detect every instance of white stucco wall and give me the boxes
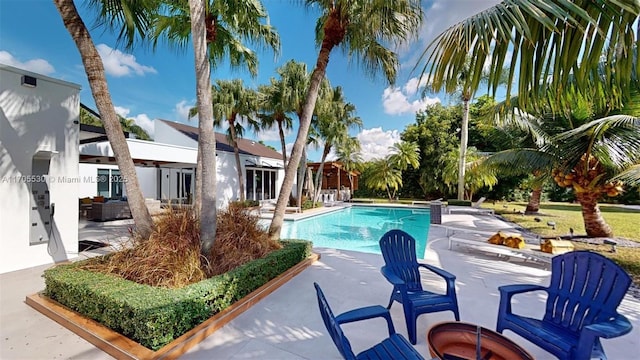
[0,65,80,274]
[152,119,287,209]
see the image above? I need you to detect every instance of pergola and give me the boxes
[307,161,359,190]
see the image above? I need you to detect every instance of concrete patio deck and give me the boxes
[2,212,639,359]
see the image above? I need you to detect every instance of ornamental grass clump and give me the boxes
[81,206,205,288]
[81,203,282,288]
[207,202,282,276]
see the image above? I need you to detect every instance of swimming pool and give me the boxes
[280,206,430,256]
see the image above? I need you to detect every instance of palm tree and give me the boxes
[153,0,279,251]
[335,136,363,195]
[442,147,498,200]
[312,86,362,203]
[388,140,420,173]
[365,159,403,201]
[274,60,313,208]
[257,79,293,165]
[417,0,638,114]
[53,0,154,238]
[152,0,280,77]
[485,102,640,237]
[185,0,217,250]
[191,79,260,202]
[267,0,423,240]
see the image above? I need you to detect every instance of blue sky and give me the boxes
[0,0,500,162]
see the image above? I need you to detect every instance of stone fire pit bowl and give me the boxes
[427,322,535,360]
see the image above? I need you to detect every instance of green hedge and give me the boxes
[447,199,472,206]
[43,240,312,350]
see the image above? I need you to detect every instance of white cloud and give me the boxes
[403,76,429,96]
[174,100,193,121]
[257,124,288,142]
[357,127,400,161]
[113,106,130,118]
[96,44,157,77]
[382,85,440,115]
[0,51,55,75]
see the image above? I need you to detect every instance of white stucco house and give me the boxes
[78,119,286,209]
[1,65,80,274]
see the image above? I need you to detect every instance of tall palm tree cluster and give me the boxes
[188,67,364,205]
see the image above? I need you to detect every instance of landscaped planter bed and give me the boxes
[27,240,316,359]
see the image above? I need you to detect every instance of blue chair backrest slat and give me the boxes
[380,230,422,292]
[315,283,356,360]
[544,251,631,333]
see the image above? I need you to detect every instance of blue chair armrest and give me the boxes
[498,284,547,316]
[583,314,633,339]
[336,305,396,336]
[499,284,547,297]
[419,263,456,281]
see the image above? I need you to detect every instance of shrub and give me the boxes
[447,199,472,206]
[230,199,260,208]
[43,240,312,350]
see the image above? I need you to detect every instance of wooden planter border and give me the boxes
[26,253,320,360]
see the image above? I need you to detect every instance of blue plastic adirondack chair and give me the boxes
[314,282,424,360]
[379,229,460,345]
[497,250,633,360]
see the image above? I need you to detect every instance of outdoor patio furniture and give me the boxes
[314,282,424,360]
[90,201,131,221]
[379,229,461,345]
[496,250,633,360]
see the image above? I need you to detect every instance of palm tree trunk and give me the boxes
[457,98,469,200]
[228,117,245,202]
[188,0,217,255]
[525,187,542,214]
[54,0,153,238]
[268,44,334,240]
[575,191,613,237]
[194,147,202,216]
[313,145,331,203]
[297,147,307,208]
[277,118,287,166]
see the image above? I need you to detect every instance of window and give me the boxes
[97,169,123,198]
[245,168,278,201]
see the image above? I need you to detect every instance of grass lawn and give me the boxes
[484,201,640,285]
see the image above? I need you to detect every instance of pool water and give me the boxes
[280,206,430,257]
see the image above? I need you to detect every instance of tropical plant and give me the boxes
[364,159,403,201]
[311,86,362,203]
[417,0,639,114]
[388,140,420,172]
[401,104,460,199]
[442,147,498,200]
[267,0,423,240]
[257,78,294,165]
[190,79,260,202]
[152,0,280,77]
[152,0,280,251]
[485,101,640,237]
[53,0,155,238]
